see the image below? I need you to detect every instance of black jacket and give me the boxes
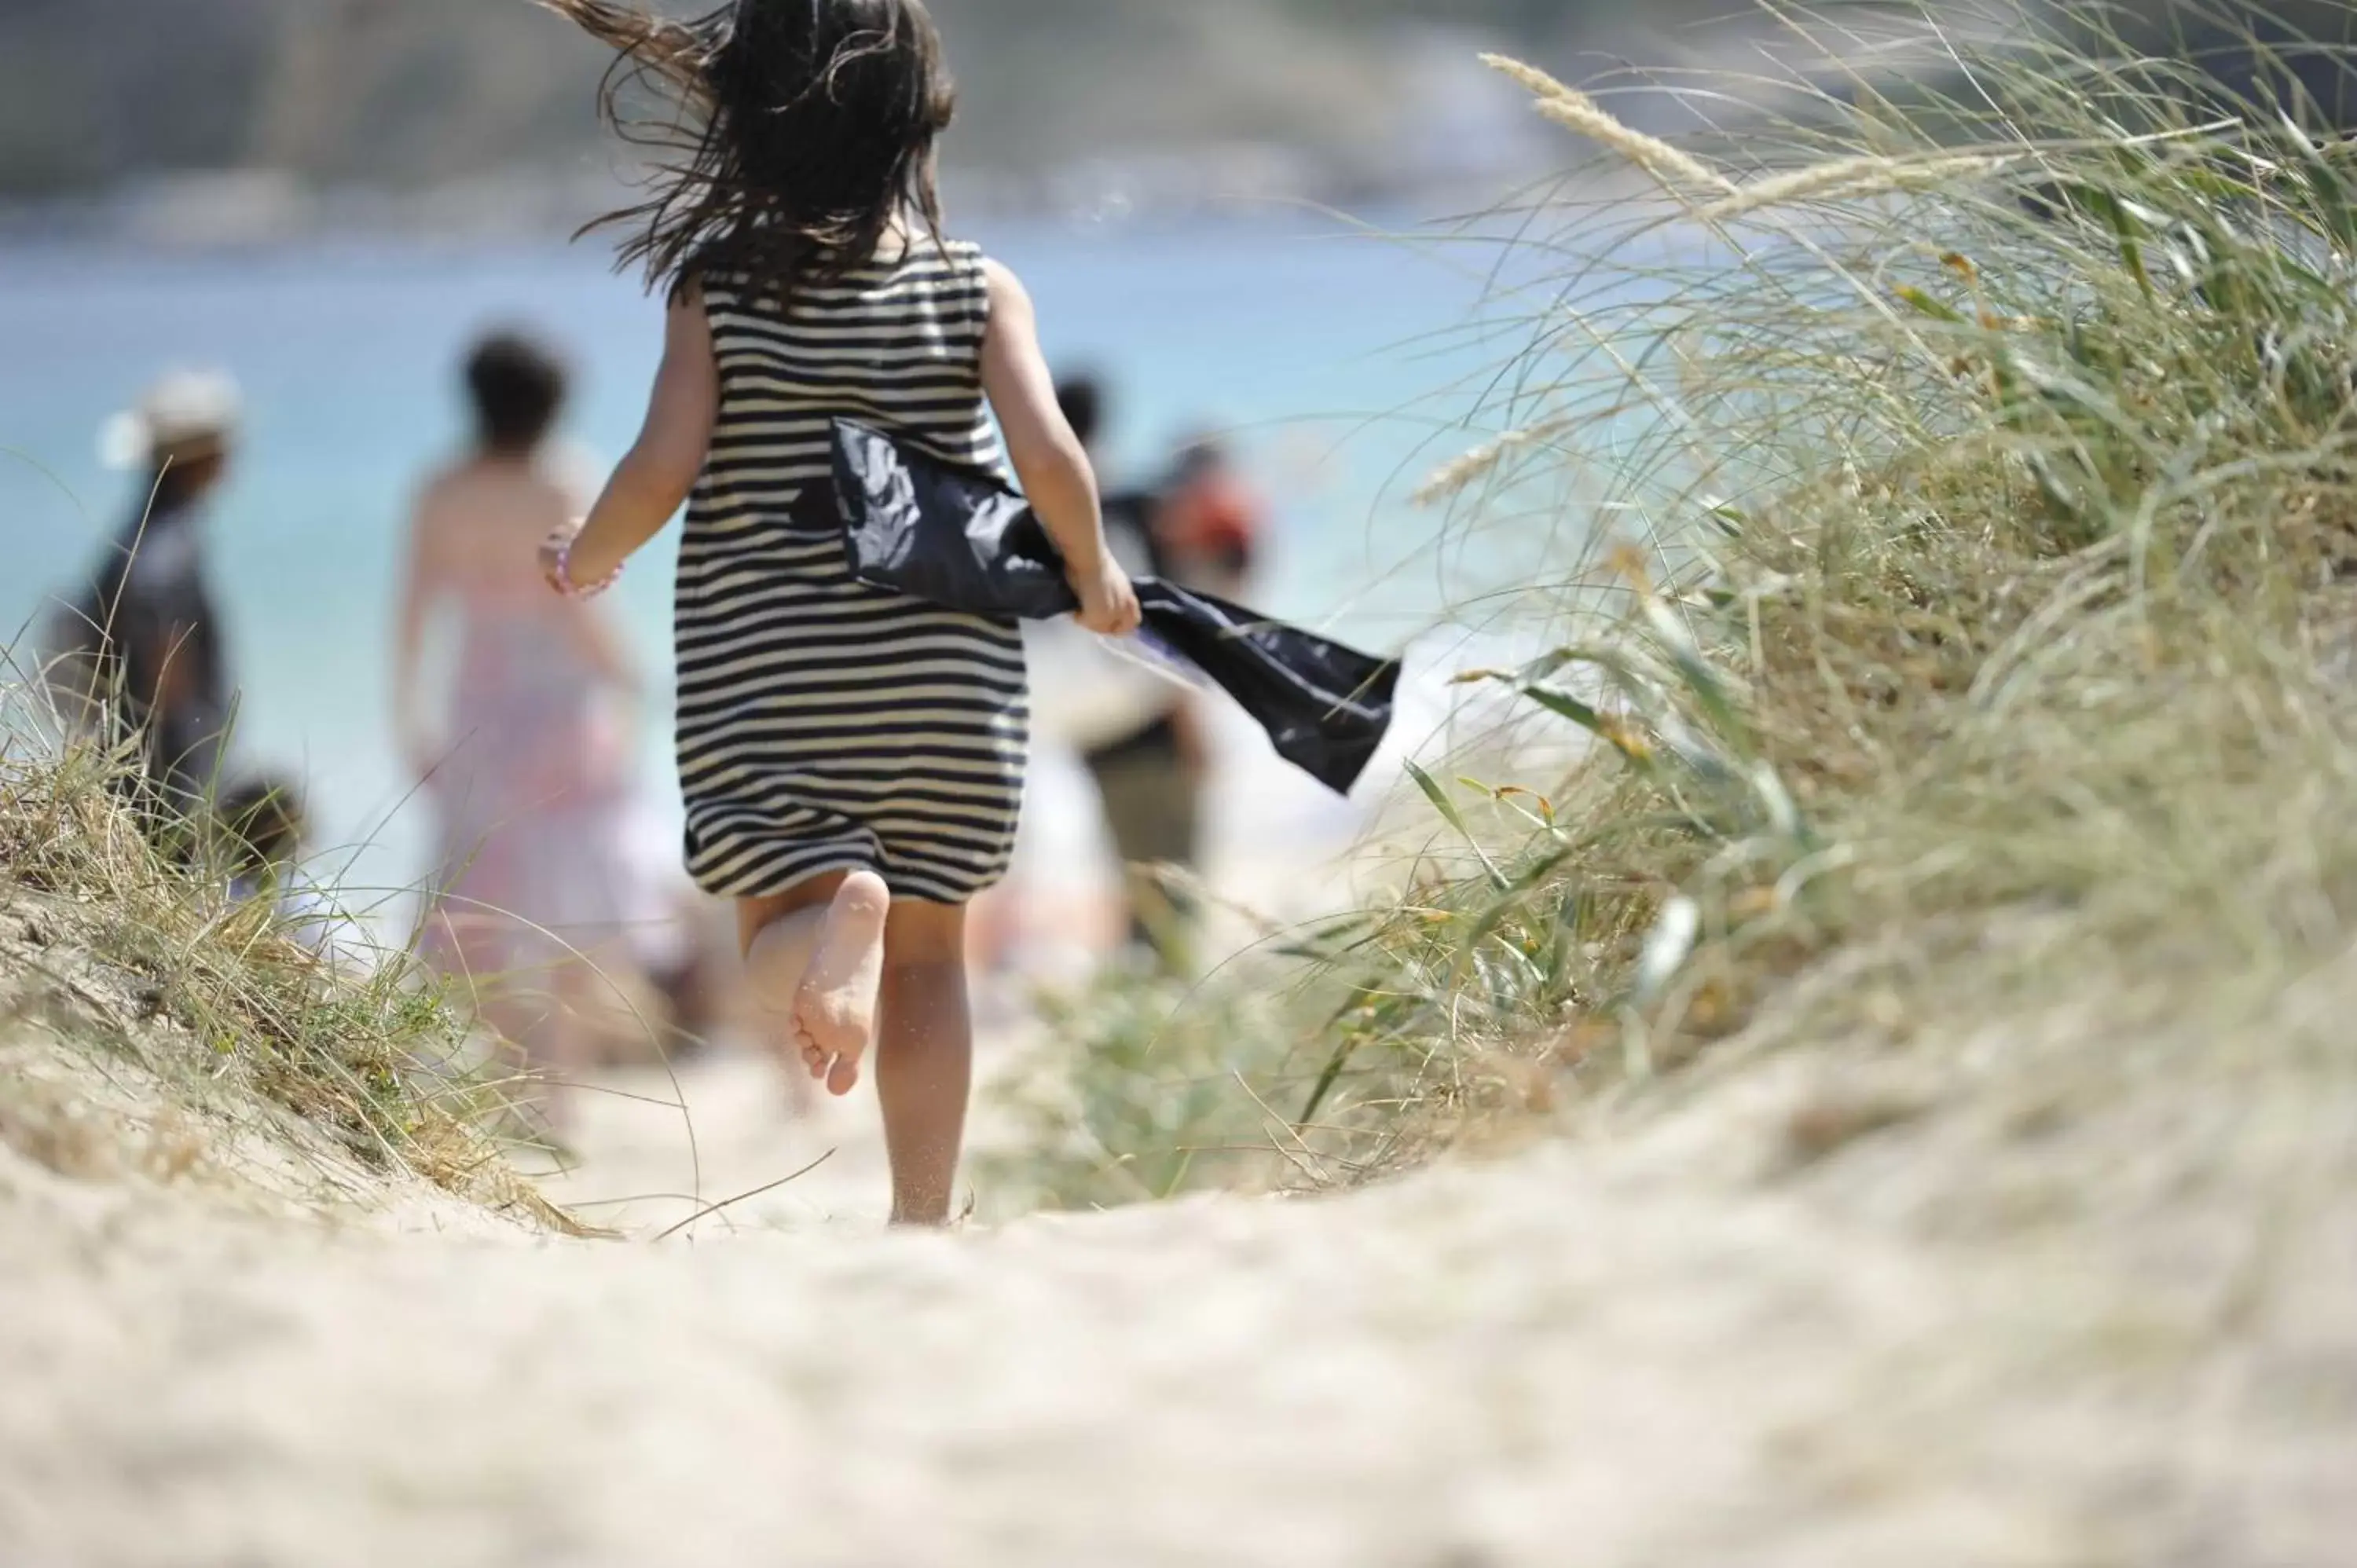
[830,421,1400,797]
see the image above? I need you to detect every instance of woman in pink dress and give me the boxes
[394,332,640,1134]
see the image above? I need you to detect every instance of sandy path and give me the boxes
[533,1053,918,1233]
[5,989,2352,1568]
[526,994,1058,1232]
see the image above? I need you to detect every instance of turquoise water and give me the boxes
[0,211,1554,908]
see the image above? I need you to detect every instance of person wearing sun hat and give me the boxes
[50,369,247,826]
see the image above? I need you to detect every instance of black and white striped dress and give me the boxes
[673,237,1028,905]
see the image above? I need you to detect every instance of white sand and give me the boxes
[5,962,2352,1568]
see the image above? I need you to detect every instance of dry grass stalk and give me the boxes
[1411,419,1578,507]
[1481,53,1736,199]
[1699,154,2023,221]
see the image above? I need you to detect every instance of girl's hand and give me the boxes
[1070,555,1142,638]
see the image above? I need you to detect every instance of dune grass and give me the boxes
[0,693,570,1228]
[986,1,2357,1207]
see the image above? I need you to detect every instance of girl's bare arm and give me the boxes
[554,291,719,586]
[981,260,1142,636]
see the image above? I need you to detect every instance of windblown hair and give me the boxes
[541,0,957,297]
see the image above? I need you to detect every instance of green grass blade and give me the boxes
[2280,110,2357,254]
[1894,284,1966,324]
[1406,760,1508,891]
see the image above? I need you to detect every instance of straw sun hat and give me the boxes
[99,368,244,470]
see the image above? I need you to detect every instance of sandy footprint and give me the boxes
[794,871,890,1097]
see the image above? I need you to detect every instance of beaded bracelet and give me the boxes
[552,539,622,601]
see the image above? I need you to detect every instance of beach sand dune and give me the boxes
[4,939,2351,1568]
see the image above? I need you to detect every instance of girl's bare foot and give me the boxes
[794,871,890,1097]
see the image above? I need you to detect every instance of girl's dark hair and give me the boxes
[465,332,570,455]
[543,0,956,297]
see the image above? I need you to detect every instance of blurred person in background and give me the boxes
[45,371,246,837]
[218,773,377,973]
[1156,432,1266,602]
[393,331,642,1138]
[1062,376,1216,969]
[220,774,309,914]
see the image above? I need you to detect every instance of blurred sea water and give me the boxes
[0,206,1589,927]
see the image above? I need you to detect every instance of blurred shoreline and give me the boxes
[0,147,1546,256]
[0,0,2014,257]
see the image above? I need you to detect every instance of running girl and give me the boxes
[543,0,1140,1224]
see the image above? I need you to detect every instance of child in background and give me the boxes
[221,775,305,908]
[219,776,375,973]
[543,0,1139,1224]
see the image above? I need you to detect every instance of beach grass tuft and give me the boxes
[0,685,572,1229]
[992,1,2357,1206]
